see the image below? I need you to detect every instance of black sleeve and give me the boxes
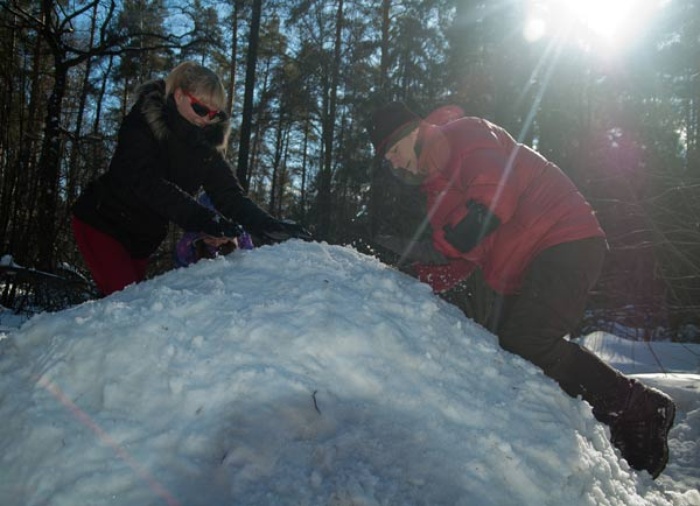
[443,200,500,253]
[201,155,276,234]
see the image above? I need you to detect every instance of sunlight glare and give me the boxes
[524,18,547,42]
[524,0,662,50]
[562,0,634,42]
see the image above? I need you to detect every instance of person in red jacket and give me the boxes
[368,101,675,479]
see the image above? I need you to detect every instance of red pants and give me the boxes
[72,216,149,296]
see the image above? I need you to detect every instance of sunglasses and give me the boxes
[183,91,228,122]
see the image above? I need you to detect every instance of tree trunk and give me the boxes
[226,0,242,119]
[368,0,391,238]
[317,0,344,239]
[236,0,262,191]
[36,61,68,271]
[269,112,284,213]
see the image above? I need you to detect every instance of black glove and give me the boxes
[261,219,313,243]
[397,262,418,278]
[201,216,244,238]
[375,235,449,265]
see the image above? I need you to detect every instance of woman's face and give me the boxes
[174,87,226,127]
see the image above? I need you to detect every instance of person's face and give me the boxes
[384,129,419,175]
[174,87,226,127]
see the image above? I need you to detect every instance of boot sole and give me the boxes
[650,401,676,479]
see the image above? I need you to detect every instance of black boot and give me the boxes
[601,381,676,479]
[543,343,676,480]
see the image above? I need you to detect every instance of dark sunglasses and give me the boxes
[183,91,228,121]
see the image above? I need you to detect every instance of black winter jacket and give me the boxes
[73,80,274,258]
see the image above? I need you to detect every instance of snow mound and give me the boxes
[0,242,684,505]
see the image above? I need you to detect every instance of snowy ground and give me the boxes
[0,241,698,506]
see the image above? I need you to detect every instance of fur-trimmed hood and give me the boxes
[135,79,231,151]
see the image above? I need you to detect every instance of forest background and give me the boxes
[1,0,699,343]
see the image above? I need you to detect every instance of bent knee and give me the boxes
[497,332,568,372]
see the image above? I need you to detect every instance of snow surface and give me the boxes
[0,241,698,505]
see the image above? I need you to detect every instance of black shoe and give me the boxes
[609,383,676,479]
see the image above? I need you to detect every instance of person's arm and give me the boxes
[374,235,449,264]
[202,161,273,234]
[435,148,518,256]
[442,200,500,254]
[203,157,313,242]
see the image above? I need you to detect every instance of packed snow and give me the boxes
[0,241,698,505]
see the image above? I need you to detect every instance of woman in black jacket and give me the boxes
[72,61,308,296]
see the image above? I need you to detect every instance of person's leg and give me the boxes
[132,257,149,283]
[496,237,623,400]
[72,216,147,296]
[496,237,674,478]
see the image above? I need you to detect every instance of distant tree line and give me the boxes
[1,0,699,341]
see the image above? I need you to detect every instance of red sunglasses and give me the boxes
[183,91,228,121]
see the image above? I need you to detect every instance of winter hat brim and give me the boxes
[368,101,421,155]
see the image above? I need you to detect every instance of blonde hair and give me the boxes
[165,61,226,108]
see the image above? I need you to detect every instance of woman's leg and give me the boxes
[72,216,148,296]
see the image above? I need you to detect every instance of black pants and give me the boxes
[494,237,631,417]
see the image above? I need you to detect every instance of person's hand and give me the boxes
[375,235,449,264]
[192,235,238,261]
[261,219,313,243]
[201,235,237,248]
[397,262,418,277]
[201,217,243,239]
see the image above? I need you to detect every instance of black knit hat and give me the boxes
[368,101,421,155]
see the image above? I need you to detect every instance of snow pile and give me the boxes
[0,241,696,505]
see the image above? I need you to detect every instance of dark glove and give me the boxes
[397,262,418,277]
[261,219,313,243]
[375,235,449,265]
[201,216,244,239]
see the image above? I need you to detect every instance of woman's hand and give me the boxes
[261,220,313,243]
[201,235,237,248]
